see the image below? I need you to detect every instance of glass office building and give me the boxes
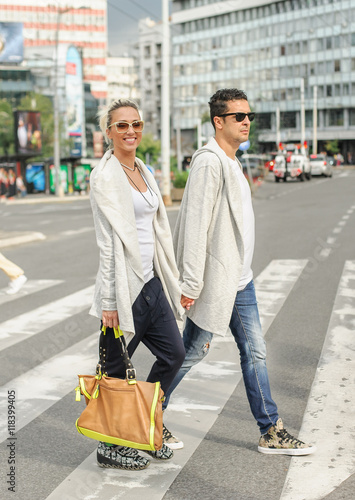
[172,0,355,156]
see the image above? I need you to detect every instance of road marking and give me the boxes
[0,285,94,351]
[0,332,98,444]
[60,227,94,237]
[0,279,63,306]
[280,261,355,500]
[47,260,307,500]
[0,231,46,248]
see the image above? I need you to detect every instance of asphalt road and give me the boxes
[0,168,354,500]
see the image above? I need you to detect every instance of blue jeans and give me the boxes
[163,279,279,435]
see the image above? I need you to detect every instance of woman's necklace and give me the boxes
[123,167,155,209]
[120,161,136,171]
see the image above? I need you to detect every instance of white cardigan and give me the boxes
[173,138,245,336]
[90,149,184,343]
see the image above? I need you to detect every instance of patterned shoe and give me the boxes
[163,424,184,450]
[258,418,316,456]
[97,442,150,470]
[146,443,174,460]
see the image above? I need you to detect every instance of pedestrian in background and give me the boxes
[89,98,185,471]
[0,252,27,294]
[163,88,316,456]
[16,175,27,198]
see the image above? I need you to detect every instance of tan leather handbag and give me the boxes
[75,326,164,451]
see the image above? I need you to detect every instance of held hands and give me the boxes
[102,310,119,329]
[181,294,195,311]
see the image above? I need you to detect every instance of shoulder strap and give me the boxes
[99,326,137,383]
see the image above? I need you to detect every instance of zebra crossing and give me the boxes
[0,259,354,500]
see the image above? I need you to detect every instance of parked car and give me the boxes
[309,154,333,177]
[239,154,265,183]
[273,152,311,182]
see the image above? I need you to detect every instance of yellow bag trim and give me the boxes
[79,377,92,401]
[101,325,123,338]
[149,382,160,449]
[75,419,156,451]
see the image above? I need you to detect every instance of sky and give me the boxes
[107,0,162,56]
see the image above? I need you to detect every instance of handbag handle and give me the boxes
[98,325,137,384]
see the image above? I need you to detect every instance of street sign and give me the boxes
[239,140,250,151]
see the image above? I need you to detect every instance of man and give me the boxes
[163,88,316,456]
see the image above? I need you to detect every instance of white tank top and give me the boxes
[130,182,159,283]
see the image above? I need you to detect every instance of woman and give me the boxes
[89,99,185,471]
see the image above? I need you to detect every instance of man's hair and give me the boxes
[209,88,248,130]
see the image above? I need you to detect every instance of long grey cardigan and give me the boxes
[173,138,245,336]
[90,149,184,343]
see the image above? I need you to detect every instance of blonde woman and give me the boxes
[89,99,185,471]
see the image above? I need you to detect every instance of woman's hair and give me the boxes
[98,98,141,145]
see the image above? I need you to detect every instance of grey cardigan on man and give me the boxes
[173,138,245,336]
[90,149,183,343]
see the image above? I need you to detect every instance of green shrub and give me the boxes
[172,170,189,188]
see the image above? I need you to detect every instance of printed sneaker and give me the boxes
[258,418,316,456]
[6,274,27,295]
[97,442,150,470]
[163,424,184,450]
[146,443,174,460]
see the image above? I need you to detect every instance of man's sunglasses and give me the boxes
[108,120,144,133]
[218,112,256,122]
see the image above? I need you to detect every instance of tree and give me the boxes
[18,92,54,158]
[0,100,15,156]
[136,133,161,165]
[324,140,339,156]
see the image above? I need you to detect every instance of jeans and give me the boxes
[163,279,279,435]
[101,277,185,395]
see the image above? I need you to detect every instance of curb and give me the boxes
[1,195,90,205]
[0,232,46,249]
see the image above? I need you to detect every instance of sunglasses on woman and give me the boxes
[218,112,256,122]
[108,120,145,133]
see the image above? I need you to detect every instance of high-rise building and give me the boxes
[138,18,164,140]
[172,0,355,157]
[107,56,139,104]
[0,0,107,102]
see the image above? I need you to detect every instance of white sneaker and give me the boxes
[6,275,28,295]
[163,424,184,450]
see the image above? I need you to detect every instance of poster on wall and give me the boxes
[14,111,42,156]
[65,46,84,157]
[0,22,23,63]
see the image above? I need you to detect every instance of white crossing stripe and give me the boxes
[0,332,98,444]
[280,261,355,500]
[0,285,94,352]
[46,260,308,500]
[255,259,308,333]
[0,279,63,306]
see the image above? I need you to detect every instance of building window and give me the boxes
[349,109,355,126]
[334,60,341,72]
[343,83,349,95]
[256,113,272,129]
[326,37,332,49]
[144,46,151,57]
[280,45,286,56]
[352,58,355,71]
[281,111,296,128]
[329,109,344,126]
[326,85,332,97]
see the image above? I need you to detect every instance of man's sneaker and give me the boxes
[97,442,150,470]
[6,274,27,295]
[258,418,316,456]
[146,443,174,460]
[163,424,184,450]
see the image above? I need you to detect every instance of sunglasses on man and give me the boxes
[108,120,145,133]
[218,112,256,122]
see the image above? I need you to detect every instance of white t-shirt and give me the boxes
[227,156,255,290]
[130,182,159,283]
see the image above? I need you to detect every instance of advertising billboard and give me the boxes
[0,22,23,63]
[26,163,45,193]
[65,46,84,157]
[14,111,42,156]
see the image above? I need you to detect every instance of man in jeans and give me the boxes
[162,88,316,456]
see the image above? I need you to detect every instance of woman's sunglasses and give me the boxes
[108,120,144,133]
[218,112,256,122]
